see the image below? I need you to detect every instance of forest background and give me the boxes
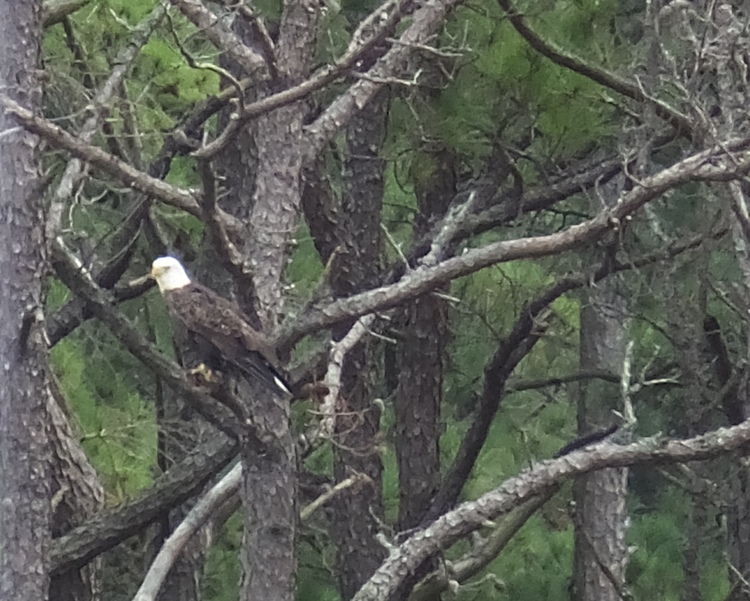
[4,1,750,601]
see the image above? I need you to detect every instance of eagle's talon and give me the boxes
[188,363,217,386]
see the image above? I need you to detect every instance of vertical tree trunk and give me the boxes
[388,150,454,601]
[571,278,629,601]
[330,89,390,600]
[394,151,454,532]
[0,2,51,599]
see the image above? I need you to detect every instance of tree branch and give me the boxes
[497,0,693,133]
[49,436,237,575]
[410,487,559,601]
[302,0,464,160]
[0,96,239,229]
[278,137,750,347]
[352,420,750,601]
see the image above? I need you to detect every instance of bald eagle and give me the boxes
[150,256,290,395]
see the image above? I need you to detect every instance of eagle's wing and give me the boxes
[166,284,290,394]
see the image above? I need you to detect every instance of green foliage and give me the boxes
[51,329,158,499]
[202,512,243,601]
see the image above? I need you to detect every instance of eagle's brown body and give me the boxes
[165,283,289,393]
[150,256,289,394]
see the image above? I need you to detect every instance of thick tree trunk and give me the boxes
[328,89,389,600]
[571,283,629,601]
[0,2,51,599]
[394,150,454,533]
[239,382,297,601]
[389,150,453,601]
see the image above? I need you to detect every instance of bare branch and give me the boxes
[303,0,464,160]
[133,460,367,601]
[410,488,559,601]
[133,462,243,601]
[352,420,750,601]
[278,137,750,347]
[307,315,376,444]
[196,158,254,287]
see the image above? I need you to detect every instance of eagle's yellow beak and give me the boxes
[128,270,155,287]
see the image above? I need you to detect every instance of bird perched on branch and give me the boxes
[149,256,290,395]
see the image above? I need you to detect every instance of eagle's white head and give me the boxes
[151,256,191,292]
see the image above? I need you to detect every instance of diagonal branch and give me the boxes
[277,136,750,347]
[351,419,750,601]
[302,0,464,160]
[1,95,206,218]
[497,0,693,133]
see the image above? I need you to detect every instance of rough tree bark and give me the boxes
[394,149,454,533]
[329,88,390,600]
[572,199,629,601]
[0,1,51,599]
[201,0,320,598]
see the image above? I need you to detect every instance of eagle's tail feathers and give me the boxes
[232,353,291,395]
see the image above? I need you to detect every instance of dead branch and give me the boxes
[278,136,750,347]
[352,419,750,601]
[196,158,254,287]
[307,315,377,444]
[132,465,366,601]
